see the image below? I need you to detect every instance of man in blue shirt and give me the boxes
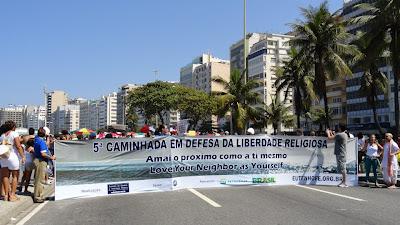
[33,127,56,203]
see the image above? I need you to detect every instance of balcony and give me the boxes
[327,91,343,98]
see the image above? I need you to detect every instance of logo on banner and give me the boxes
[252,177,276,184]
[107,183,130,195]
[220,179,253,185]
[173,180,178,187]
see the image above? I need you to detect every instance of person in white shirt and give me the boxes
[382,133,400,188]
[362,134,383,187]
[0,121,26,202]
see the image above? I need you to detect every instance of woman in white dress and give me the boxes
[382,133,400,188]
[0,121,25,201]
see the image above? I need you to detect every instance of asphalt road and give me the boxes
[14,185,400,225]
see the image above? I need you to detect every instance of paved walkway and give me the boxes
[0,179,54,225]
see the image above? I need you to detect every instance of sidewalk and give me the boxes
[0,180,54,225]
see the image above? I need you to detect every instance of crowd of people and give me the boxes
[0,121,55,203]
[326,123,400,188]
[356,131,400,188]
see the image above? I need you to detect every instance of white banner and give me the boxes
[55,135,357,200]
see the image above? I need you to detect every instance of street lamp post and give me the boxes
[243,0,247,84]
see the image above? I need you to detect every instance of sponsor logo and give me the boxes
[220,179,253,185]
[199,179,216,183]
[173,180,178,186]
[153,183,162,188]
[81,188,101,193]
[252,177,276,184]
[107,183,129,195]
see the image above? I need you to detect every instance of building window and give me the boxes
[363,117,371,123]
[332,97,342,103]
[268,41,277,46]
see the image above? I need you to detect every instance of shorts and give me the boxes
[25,162,34,171]
[336,155,346,174]
[0,152,20,171]
[382,167,398,184]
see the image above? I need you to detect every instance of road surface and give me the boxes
[12,185,400,225]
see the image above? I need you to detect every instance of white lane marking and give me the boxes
[15,200,50,225]
[295,185,366,202]
[188,188,222,208]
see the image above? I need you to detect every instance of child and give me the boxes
[19,139,34,193]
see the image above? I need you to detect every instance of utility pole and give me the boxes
[243,0,247,84]
[153,70,159,81]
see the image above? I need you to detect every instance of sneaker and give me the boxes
[34,199,45,203]
[338,184,349,188]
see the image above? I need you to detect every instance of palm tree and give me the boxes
[213,69,261,134]
[275,48,315,129]
[311,106,332,132]
[353,0,400,136]
[352,32,389,136]
[265,97,294,135]
[291,1,356,128]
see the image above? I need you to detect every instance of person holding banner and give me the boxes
[33,127,56,203]
[381,133,400,189]
[326,124,349,188]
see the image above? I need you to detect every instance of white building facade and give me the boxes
[79,100,100,131]
[54,105,80,133]
[98,93,118,129]
[117,84,140,126]
[247,33,294,134]
[24,105,46,130]
[0,105,26,128]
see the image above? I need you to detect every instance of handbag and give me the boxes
[0,139,12,159]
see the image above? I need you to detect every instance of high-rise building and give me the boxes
[0,105,26,128]
[343,0,391,133]
[180,54,230,128]
[79,100,100,130]
[117,84,140,125]
[24,105,46,130]
[191,54,230,94]
[98,93,118,129]
[230,33,269,72]
[54,105,80,134]
[45,90,68,132]
[247,33,294,134]
[180,55,206,88]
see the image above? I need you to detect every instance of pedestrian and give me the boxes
[381,133,400,188]
[357,132,365,173]
[18,138,35,193]
[362,134,383,187]
[0,121,26,201]
[33,127,56,203]
[326,123,349,187]
[0,124,7,199]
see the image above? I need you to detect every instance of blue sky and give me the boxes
[0,0,342,106]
